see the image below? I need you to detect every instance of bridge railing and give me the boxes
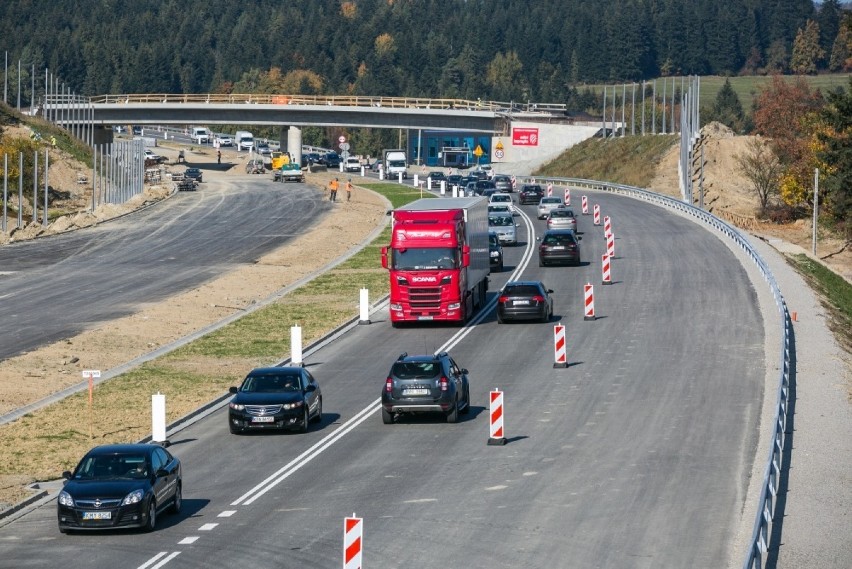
[506,175,790,569]
[88,93,567,114]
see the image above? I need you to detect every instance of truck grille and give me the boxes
[408,287,441,309]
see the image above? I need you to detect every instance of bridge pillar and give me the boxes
[287,126,302,166]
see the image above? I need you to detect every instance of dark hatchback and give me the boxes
[184,167,203,183]
[518,184,544,205]
[426,171,446,188]
[489,231,504,271]
[538,229,582,266]
[382,352,470,424]
[496,281,554,323]
[228,367,322,434]
[322,152,341,168]
[57,443,182,533]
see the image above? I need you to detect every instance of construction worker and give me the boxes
[329,178,339,202]
[50,135,56,148]
[346,179,353,201]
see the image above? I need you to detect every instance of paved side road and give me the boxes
[751,236,852,568]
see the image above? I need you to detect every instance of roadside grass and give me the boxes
[535,134,678,188]
[0,181,426,506]
[787,254,852,357]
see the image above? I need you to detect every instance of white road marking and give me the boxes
[218,510,236,517]
[178,537,199,545]
[403,498,437,504]
[138,552,180,569]
[198,523,218,531]
[485,485,508,491]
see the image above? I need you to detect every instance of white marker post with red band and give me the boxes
[343,514,363,569]
[602,254,612,285]
[553,324,567,368]
[584,284,596,321]
[581,195,589,214]
[488,389,506,446]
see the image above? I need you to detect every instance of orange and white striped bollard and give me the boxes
[343,514,363,569]
[553,324,567,368]
[593,204,601,225]
[488,389,506,446]
[602,254,612,285]
[606,232,615,258]
[546,182,553,197]
[582,195,589,214]
[563,187,571,205]
[603,215,612,236]
[584,284,595,321]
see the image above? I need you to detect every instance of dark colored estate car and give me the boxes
[518,184,544,205]
[538,229,582,266]
[382,352,470,424]
[496,281,554,323]
[228,367,322,434]
[57,443,182,533]
[183,167,203,183]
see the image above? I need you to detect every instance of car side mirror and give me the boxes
[460,368,468,375]
[304,384,316,393]
[62,470,72,480]
[229,386,238,394]
[156,468,169,478]
[577,236,582,240]
[536,236,542,242]
[547,289,554,293]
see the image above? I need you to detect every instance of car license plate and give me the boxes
[82,511,111,520]
[251,416,275,423]
[514,300,530,305]
[418,316,433,321]
[403,388,429,396]
[552,246,565,250]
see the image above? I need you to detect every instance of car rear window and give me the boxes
[503,285,542,296]
[393,362,440,379]
[541,198,562,204]
[543,234,577,245]
[550,209,574,217]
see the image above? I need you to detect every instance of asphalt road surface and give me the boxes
[0,175,331,361]
[0,193,766,568]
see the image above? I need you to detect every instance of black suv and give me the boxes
[382,352,470,424]
[489,231,504,272]
[322,152,341,168]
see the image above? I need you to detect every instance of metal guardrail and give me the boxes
[510,175,790,569]
[86,93,567,114]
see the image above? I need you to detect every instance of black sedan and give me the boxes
[184,167,203,183]
[538,229,582,266]
[228,367,322,434]
[518,184,544,205]
[496,281,554,323]
[57,443,182,533]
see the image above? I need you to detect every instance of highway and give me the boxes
[0,192,766,568]
[0,176,331,361]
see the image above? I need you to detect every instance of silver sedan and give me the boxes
[546,207,577,231]
[537,196,564,219]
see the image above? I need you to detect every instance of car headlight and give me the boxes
[490,251,499,257]
[229,402,245,411]
[121,489,145,506]
[283,401,304,410]
[58,490,75,507]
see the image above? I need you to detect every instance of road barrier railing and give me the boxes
[513,176,789,569]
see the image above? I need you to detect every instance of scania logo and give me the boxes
[411,276,437,283]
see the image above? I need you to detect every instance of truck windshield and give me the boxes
[392,247,457,270]
[388,160,406,168]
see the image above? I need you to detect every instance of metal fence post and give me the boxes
[43,148,48,227]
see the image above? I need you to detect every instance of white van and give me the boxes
[190,127,210,144]
[235,131,254,151]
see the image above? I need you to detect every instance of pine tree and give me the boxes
[817,78,852,239]
[707,79,746,133]
[790,20,825,74]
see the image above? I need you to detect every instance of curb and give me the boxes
[0,489,49,522]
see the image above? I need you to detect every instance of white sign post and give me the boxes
[151,392,167,445]
[291,325,303,366]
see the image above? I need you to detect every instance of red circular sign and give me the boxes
[338,136,346,143]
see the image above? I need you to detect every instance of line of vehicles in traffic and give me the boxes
[56,174,587,535]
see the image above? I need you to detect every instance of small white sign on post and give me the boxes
[152,392,167,444]
[291,325,303,366]
[359,288,371,325]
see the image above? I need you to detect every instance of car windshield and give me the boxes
[489,215,513,227]
[392,362,439,379]
[503,284,543,296]
[543,233,576,245]
[241,374,301,393]
[429,172,444,178]
[75,453,149,480]
[392,247,457,270]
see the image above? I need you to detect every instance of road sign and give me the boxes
[494,149,504,159]
[338,136,346,143]
[339,142,350,151]
[474,145,484,157]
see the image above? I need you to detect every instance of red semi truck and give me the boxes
[381,197,490,325]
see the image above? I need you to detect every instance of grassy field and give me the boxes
[535,134,678,189]
[0,181,426,506]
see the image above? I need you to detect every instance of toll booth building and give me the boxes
[409,130,492,168]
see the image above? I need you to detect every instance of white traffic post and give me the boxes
[487,389,506,446]
[564,187,571,205]
[343,514,363,569]
[553,324,567,368]
[547,182,553,197]
[360,165,365,177]
[379,167,384,180]
[359,288,371,325]
[593,204,601,225]
[151,392,168,445]
[398,172,403,184]
[602,254,612,285]
[604,216,612,237]
[291,325,303,366]
[606,232,615,258]
[413,174,419,188]
[440,181,446,196]
[582,195,589,214]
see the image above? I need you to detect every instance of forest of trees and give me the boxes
[0,0,847,103]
